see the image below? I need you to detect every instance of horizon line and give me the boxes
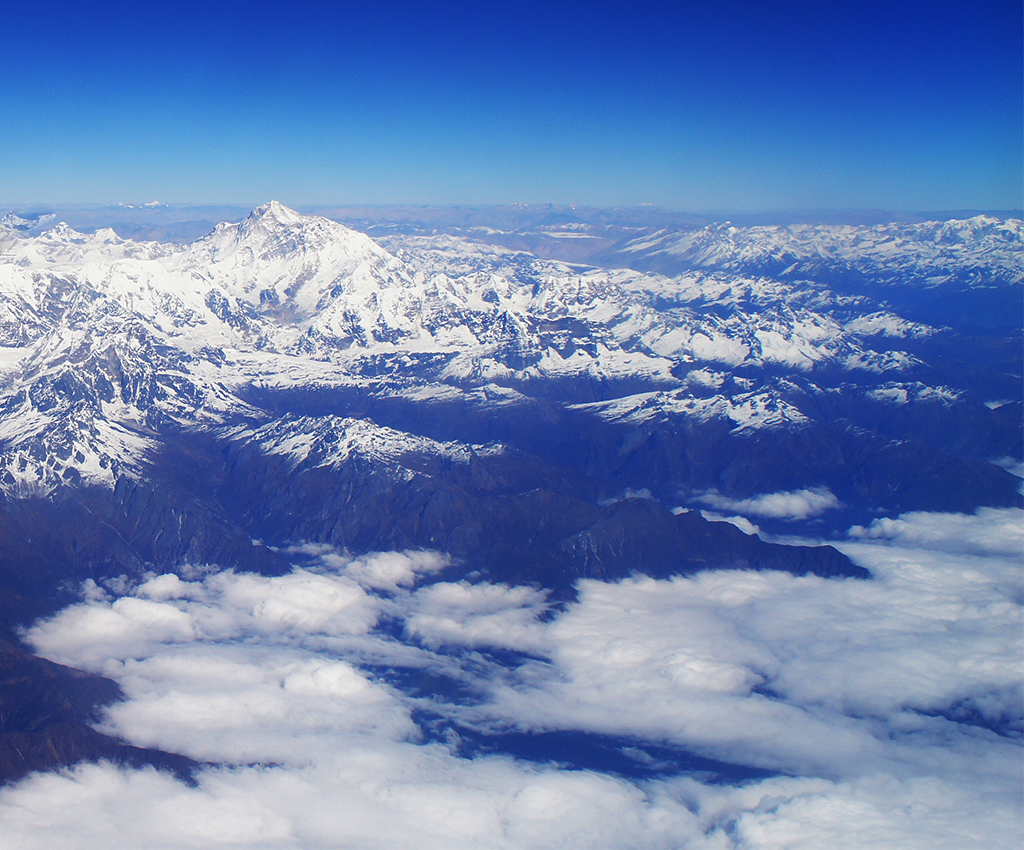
[4,200,1022,217]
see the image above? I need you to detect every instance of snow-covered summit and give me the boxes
[247,200,303,226]
[1,211,59,237]
[174,201,412,326]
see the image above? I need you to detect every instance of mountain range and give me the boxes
[0,201,1020,783]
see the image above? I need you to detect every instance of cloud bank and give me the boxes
[0,515,1020,849]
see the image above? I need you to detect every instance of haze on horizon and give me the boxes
[3,0,1020,212]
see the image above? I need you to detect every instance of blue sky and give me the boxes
[2,0,1020,210]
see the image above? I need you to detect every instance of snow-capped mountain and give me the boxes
[596,216,1023,283]
[0,201,1019,786]
[0,211,59,237]
[0,202,1017,577]
[590,216,1023,332]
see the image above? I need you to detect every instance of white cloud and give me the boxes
[3,515,1022,849]
[276,544,449,590]
[597,488,654,507]
[670,772,1024,850]
[992,456,1023,479]
[212,570,377,635]
[28,567,380,671]
[343,550,449,590]
[461,534,1022,778]
[696,487,841,520]
[700,511,763,536]
[404,581,550,653]
[99,647,415,764]
[0,753,712,850]
[849,506,1023,558]
[25,593,197,669]
[0,752,1018,849]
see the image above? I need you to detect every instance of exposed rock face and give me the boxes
[0,635,197,786]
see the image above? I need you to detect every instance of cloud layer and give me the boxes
[0,515,1020,849]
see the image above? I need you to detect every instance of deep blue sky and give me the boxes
[2,0,1020,210]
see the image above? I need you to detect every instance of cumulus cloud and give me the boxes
[452,513,1022,782]
[0,753,708,850]
[28,568,380,670]
[696,487,841,520]
[344,550,449,590]
[849,506,1023,558]
[278,545,449,590]
[668,772,1023,850]
[2,513,1022,849]
[101,647,414,764]
[0,750,1018,849]
[463,571,1019,780]
[404,581,550,653]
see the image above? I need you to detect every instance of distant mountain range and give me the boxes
[4,201,1021,246]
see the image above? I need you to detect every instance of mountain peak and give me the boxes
[247,201,303,226]
[1,211,59,236]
